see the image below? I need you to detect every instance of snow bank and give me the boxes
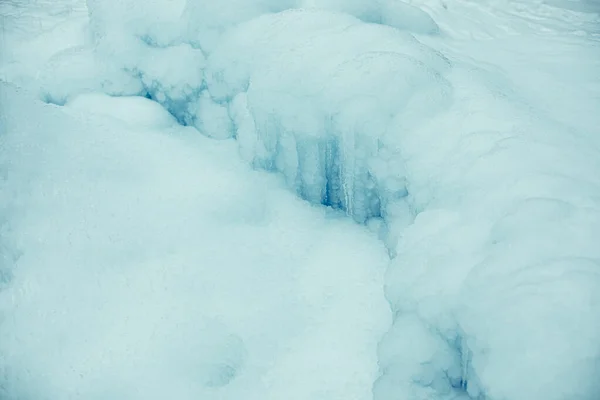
[0,84,389,400]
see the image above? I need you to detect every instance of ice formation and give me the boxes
[1,0,600,399]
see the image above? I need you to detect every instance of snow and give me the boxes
[1,0,600,399]
[188,91,234,139]
[0,83,389,400]
[65,92,178,129]
[38,46,144,105]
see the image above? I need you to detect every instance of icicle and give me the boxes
[461,336,470,391]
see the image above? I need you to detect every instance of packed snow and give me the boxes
[1,0,600,400]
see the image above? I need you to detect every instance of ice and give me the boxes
[2,1,600,400]
[187,91,234,139]
[131,43,206,123]
[205,9,451,223]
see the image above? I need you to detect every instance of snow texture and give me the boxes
[1,0,600,399]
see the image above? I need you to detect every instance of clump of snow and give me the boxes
[38,46,144,105]
[129,43,206,123]
[37,25,207,120]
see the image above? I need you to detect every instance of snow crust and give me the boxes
[1,0,600,399]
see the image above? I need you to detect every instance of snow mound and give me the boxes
[0,84,390,400]
[65,92,177,129]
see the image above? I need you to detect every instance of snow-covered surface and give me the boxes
[0,84,390,400]
[1,0,600,399]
